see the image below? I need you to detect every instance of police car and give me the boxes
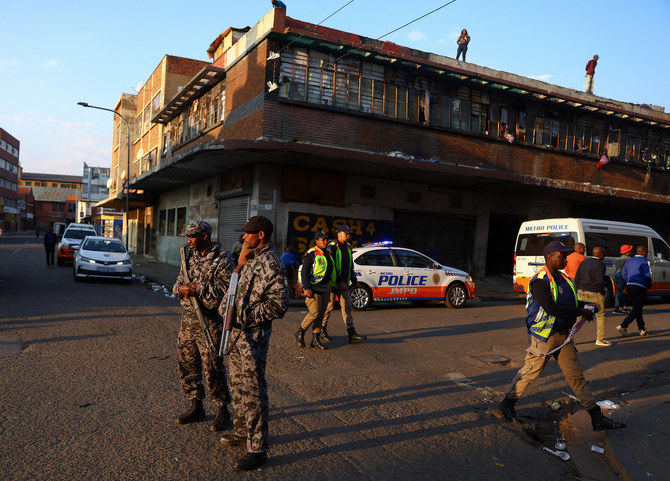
[350,243,475,310]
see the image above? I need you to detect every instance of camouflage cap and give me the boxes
[179,219,212,237]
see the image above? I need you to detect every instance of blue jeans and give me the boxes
[613,275,627,310]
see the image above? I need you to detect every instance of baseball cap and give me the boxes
[235,215,273,235]
[336,224,352,234]
[179,219,212,237]
[543,241,573,257]
[620,244,633,254]
[313,230,328,240]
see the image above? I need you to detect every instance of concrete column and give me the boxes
[472,211,490,280]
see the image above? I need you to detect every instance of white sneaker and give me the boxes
[595,339,612,346]
[616,325,628,337]
[639,330,649,336]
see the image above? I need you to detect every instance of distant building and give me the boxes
[0,128,20,232]
[78,162,110,222]
[31,187,81,230]
[17,186,35,231]
[19,172,82,190]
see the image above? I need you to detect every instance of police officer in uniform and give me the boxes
[321,224,366,343]
[498,241,626,431]
[295,231,334,350]
[173,220,234,431]
[218,216,289,471]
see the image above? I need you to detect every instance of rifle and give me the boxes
[179,244,219,359]
[219,268,240,356]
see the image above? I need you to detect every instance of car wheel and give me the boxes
[445,282,467,308]
[350,284,372,311]
[602,278,614,308]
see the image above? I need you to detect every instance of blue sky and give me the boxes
[2,0,669,175]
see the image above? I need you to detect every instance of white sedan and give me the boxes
[73,236,133,282]
[350,244,476,310]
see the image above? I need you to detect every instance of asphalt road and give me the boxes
[1,233,668,481]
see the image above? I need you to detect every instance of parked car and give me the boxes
[73,236,133,282]
[297,243,476,310]
[57,223,96,265]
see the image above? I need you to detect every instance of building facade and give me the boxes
[0,128,20,233]
[78,162,110,222]
[111,8,669,277]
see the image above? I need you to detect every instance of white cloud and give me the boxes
[0,58,23,71]
[530,74,553,82]
[408,30,427,42]
[43,59,59,69]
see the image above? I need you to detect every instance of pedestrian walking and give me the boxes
[456,29,470,62]
[280,246,299,299]
[612,244,633,314]
[321,224,367,344]
[218,215,289,471]
[43,227,57,268]
[498,241,626,431]
[563,242,585,279]
[585,54,599,94]
[575,246,610,346]
[172,220,234,432]
[616,245,652,337]
[295,231,335,350]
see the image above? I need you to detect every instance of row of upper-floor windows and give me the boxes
[36,202,76,212]
[277,46,670,169]
[23,181,80,188]
[163,85,226,154]
[1,197,17,208]
[0,139,19,157]
[1,158,18,174]
[0,177,17,191]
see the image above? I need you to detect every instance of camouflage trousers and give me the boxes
[177,314,230,405]
[228,323,272,453]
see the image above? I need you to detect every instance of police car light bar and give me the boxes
[361,241,393,247]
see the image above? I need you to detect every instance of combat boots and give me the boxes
[295,328,306,348]
[347,327,367,343]
[177,399,206,425]
[320,327,333,342]
[210,404,231,432]
[588,406,626,431]
[310,332,328,350]
[498,395,522,423]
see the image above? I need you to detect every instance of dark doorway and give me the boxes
[393,212,474,272]
[486,213,526,276]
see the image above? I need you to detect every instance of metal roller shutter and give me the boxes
[217,197,249,250]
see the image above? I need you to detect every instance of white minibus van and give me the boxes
[513,218,670,305]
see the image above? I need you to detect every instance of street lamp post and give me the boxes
[77,102,131,249]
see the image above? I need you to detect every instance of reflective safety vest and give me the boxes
[329,241,354,284]
[307,247,335,286]
[525,267,578,342]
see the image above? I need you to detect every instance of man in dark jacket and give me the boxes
[498,241,625,432]
[43,226,57,268]
[575,246,610,346]
[321,224,366,344]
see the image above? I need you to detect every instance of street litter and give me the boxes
[591,445,605,454]
[551,402,561,410]
[596,400,620,410]
[542,447,570,460]
[555,441,567,451]
[561,391,580,402]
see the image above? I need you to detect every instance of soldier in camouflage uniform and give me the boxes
[173,219,234,431]
[218,215,289,472]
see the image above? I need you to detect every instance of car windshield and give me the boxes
[393,249,435,268]
[82,239,126,253]
[64,229,95,240]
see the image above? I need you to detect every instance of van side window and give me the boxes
[651,238,670,261]
[585,233,647,257]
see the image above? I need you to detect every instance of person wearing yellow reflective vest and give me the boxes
[498,241,626,432]
[295,231,335,350]
[320,224,367,344]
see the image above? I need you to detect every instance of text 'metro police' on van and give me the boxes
[513,218,670,305]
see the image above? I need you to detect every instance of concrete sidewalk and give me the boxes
[131,254,667,481]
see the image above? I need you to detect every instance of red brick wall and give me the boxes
[262,101,670,200]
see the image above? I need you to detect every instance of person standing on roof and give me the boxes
[585,55,599,94]
[456,29,470,62]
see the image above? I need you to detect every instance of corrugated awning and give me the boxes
[152,65,226,125]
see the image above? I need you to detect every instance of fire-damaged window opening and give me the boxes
[275,45,670,171]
